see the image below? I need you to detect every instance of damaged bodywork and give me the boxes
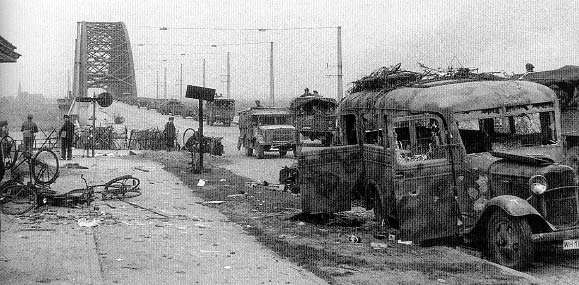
[299,79,579,269]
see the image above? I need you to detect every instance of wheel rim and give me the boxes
[0,185,36,215]
[491,221,519,264]
[33,149,59,184]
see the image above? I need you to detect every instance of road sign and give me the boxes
[97,92,113,107]
[186,85,215,102]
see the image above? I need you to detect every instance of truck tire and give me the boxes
[293,146,298,158]
[485,210,533,270]
[565,146,579,174]
[279,149,287,157]
[245,147,253,157]
[256,145,265,159]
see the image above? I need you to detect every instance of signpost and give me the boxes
[185,85,215,173]
[75,92,113,157]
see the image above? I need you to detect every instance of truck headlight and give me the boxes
[529,175,548,195]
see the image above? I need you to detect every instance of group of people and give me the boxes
[300,88,322,97]
[0,114,75,161]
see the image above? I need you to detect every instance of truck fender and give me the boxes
[469,195,553,244]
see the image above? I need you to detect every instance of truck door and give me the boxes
[390,114,459,243]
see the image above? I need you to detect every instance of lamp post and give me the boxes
[179,53,186,101]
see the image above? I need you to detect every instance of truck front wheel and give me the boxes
[279,149,287,157]
[256,145,265,159]
[245,147,253,156]
[485,211,533,270]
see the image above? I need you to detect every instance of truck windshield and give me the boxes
[254,115,289,125]
[457,111,557,154]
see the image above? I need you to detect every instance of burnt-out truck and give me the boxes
[290,96,338,146]
[299,79,579,269]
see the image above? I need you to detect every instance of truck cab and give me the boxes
[299,79,579,269]
[238,107,296,158]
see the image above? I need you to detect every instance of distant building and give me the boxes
[18,82,44,100]
[0,35,21,63]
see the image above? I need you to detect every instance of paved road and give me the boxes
[0,153,326,284]
[103,102,295,184]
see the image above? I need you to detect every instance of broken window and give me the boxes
[394,116,446,163]
[457,111,556,154]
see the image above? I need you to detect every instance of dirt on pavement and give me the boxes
[136,150,541,285]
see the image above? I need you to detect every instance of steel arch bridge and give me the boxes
[73,21,137,100]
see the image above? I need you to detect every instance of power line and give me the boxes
[140,26,336,31]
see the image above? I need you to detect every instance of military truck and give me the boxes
[299,79,579,269]
[206,98,235,126]
[158,99,184,116]
[237,107,297,159]
[289,96,337,146]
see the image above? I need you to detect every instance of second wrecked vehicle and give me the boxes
[289,96,338,146]
[299,79,579,269]
[237,106,297,159]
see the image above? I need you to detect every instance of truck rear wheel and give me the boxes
[279,149,287,157]
[485,210,533,270]
[245,147,253,156]
[256,145,265,159]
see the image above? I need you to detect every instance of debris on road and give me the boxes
[134,167,150,172]
[370,242,388,250]
[397,240,413,245]
[77,218,100,227]
[348,235,361,243]
[202,200,225,205]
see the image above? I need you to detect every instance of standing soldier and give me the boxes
[0,120,8,138]
[21,114,38,153]
[164,117,176,151]
[58,115,75,160]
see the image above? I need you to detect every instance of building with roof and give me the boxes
[0,35,21,63]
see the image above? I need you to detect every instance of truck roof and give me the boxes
[240,107,290,116]
[340,80,557,114]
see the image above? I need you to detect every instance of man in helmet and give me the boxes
[21,114,38,153]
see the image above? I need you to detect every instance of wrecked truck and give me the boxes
[298,79,579,269]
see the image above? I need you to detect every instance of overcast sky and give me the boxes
[1,0,578,102]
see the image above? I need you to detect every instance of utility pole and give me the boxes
[180,63,183,101]
[156,70,159,99]
[337,26,344,101]
[164,67,167,99]
[269,42,274,106]
[226,52,231,99]
[202,59,206,87]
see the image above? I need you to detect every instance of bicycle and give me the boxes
[0,174,141,215]
[0,135,60,185]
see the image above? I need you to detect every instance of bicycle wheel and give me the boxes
[102,186,141,200]
[0,136,18,169]
[102,175,140,199]
[0,184,36,215]
[32,149,59,184]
